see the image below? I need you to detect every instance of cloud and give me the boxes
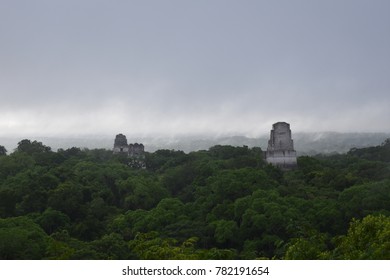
[0,0,389,137]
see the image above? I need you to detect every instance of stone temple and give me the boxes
[265,122,297,169]
[113,134,146,168]
[113,133,129,154]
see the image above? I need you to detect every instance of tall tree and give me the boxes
[0,145,7,156]
[16,139,51,154]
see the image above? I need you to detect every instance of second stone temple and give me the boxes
[265,122,297,169]
[113,133,146,169]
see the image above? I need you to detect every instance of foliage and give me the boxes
[285,215,390,260]
[331,215,390,259]
[0,217,49,259]
[0,139,389,259]
[0,145,6,156]
[129,232,236,260]
[284,230,329,260]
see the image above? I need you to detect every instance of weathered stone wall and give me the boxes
[128,143,146,169]
[113,133,129,154]
[267,122,294,151]
[129,143,145,158]
[266,122,297,169]
[113,134,146,168]
[265,150,297,169]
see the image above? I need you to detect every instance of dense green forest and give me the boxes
[0,139,389,260]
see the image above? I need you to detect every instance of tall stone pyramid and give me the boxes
[265,122,297,169]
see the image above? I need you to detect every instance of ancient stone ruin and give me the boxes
[113,133,129,154]
[113,134,146,168]
[265,122,297,169]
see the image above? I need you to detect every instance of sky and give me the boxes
[1,0,389,138]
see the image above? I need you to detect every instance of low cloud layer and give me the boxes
[1,0,389,137]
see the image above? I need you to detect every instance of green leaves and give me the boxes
[16,139,51,155]
[339,180,390,220]
[284,215,390,259]
[0,217,49,259]
[0,139,389,259]
[48,182,84,220]
[129,232,193,259]
[284,230,329,260]
[129,232,237,260]
[212,220,238,244]
[333,215,390,259]
[36,208,70,235]
[0,145,6,156]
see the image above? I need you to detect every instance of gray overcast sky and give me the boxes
[1,0,389,137]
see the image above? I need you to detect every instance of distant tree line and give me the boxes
[0,139,389,259]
